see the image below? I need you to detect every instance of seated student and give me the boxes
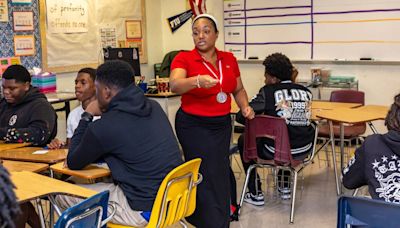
[48,68,97,149]
[235,53,315,205]
[56,60,183,227]
[0,64,57,146]
[0,65,57,228]
[343,93,400,203]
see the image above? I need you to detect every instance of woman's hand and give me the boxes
[198,75,219,89]
[241,106,255,119]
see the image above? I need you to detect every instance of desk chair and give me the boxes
[158,50,182,77]
[108,158,202,228]
[238,115,318,223]
[337,196,400,228]
[318,90,365,165]
[55,191,115,228]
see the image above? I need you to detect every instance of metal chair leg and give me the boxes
[324,139,331,167]
[179,220,188,228]
[329,121,341,195]
[352,188,359,196]
[239,164,257,214]
[35,199,46,228]
[290,170,298,224]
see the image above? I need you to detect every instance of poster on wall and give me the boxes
[14,35,35,56]
[0,0,8,22]
[126,39,144,60]
[13,11,34,31]
[125,20,142,39]
[46,0,88,33]
[0,57,21,76]
[11,0,32,4]
[99,26,117,48]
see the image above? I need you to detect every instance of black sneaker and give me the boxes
[243,192,265,206]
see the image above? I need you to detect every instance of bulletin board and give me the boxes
[0,0,42,70]
[40,0,147,73]
[224,0,400,61]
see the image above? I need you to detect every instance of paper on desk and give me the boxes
[32,150,49,154]
[47,98,59,102]
[92,162,110,169]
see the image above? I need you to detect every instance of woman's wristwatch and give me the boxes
[81,111,94,122]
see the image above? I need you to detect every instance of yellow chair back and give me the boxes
[108,158,202,228]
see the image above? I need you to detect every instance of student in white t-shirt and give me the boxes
[48,68,97,149]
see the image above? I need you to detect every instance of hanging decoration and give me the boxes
[188,0,206,17]
[167,9,193,33]
[167,0,207,33]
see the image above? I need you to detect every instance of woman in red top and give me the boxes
[170,14,254,228]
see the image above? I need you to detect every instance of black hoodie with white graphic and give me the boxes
[0,87,57,146]
[68,84,183,211]
[236,80,315,157]
[343,130,400,203]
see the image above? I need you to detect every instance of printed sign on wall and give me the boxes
[0,0,8,22]
[14,35,35,56]
[46,0,88,33]
[13,11,34,31]
[11,0,32,4]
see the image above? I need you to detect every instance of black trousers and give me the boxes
[176,109,231,228]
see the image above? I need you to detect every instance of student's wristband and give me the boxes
[81,111,94,122]
[196,74,201,88]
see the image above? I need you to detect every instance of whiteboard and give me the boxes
[40,0,147,73]
[223,0,400,61]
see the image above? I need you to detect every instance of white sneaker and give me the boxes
[278,187,291,200]
[243,192,265,206]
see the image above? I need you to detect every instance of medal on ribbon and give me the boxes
[202,59,227,104]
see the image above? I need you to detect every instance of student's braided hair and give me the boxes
[385,93,400,131]
[0,164,20,228]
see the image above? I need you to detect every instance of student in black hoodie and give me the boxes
[343,93,400,203]
[0,65,56,228]
[0,64,57,146]
[57,60,183,227]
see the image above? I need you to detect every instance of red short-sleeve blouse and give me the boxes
[171,48,240,117]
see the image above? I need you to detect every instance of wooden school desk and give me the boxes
[0,141,31,151]
[0,147,67,164]
[311,101,362,110]
[231,99,240,114]
[11,171,98,228]
[3,160,48,173]
[316,105,388,195]
[46,92,77,120]
[11,171,97,203]
[311,101,362,120]
[50,162,110,180]
[355,105,389,133]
